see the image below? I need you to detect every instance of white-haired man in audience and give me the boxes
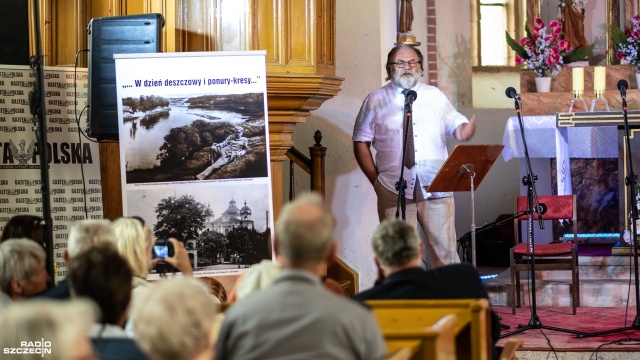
[131,276,221,360]
[216,192,386,360]
[40,219,117,299]
[0,299,97,360]
[0,238,51,310]
[353,219,501,359]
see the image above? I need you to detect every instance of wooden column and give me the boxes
[309,130,327,196]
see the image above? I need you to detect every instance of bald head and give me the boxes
[275,193,335,267]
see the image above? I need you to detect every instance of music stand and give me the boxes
[427,144,504,267]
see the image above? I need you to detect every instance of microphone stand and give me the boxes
[500,97,584,338]
[395,97,413,220]
[577,89,640,338]
[28,0,54,280]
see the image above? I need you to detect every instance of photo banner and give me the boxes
[115,51,274,278]
[0,65,102,283]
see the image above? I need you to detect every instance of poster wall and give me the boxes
[0,65,103,283]
[115,51,274,278]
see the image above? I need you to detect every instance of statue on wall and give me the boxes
[399,0,414,33]
[397,0,419,45]
[558,0,588,49]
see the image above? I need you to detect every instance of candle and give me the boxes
[572,67,584,99]
[594,66,606,98]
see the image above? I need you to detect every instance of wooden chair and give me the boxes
[366,299,492,360]
[383,314,457,360]
[510,194,580,315]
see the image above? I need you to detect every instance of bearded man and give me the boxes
[352,44,476,268]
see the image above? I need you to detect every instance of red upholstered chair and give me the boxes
[510,195,579,315]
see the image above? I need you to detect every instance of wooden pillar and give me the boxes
[309,130,327,196]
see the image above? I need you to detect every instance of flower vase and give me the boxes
[636,73,640,89]
[535,77,551,93]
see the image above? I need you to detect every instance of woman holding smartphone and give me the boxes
[112,217,193,336]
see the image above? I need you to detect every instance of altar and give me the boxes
[502,116,618,161]
[501,115,619,244]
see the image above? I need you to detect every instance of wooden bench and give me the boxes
[366,299,492,360]
[498,338,523,360]
[384,313,457,360]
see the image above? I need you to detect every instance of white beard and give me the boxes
[393,70,420,89]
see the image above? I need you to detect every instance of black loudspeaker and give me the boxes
[87,13,164,140]
[0,0,30,65]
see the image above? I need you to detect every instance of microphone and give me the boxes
[505,87,521,102]
[617,79,629,100]
[402,89,417,104]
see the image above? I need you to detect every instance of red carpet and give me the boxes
[495,306,640,352]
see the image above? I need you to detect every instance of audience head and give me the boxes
[0,299,97,360]
[228,260,281,303]
[112,217,154,279]
[275,192,335,268]
[69,242,133,327]
[1,215,45,247]
[0,238,50,300]
[371,219,422,273]
[67,220,116,259]
[131,277,220,360]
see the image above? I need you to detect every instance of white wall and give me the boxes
[434,0,473,107]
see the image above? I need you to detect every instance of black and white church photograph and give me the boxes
[125,181,272,275]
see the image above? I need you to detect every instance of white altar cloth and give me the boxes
[502,115,618,195]
[502,115,618,161]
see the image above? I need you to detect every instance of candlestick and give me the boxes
[594,66,606,98]
[572,67,584,99]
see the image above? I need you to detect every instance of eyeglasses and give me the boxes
[390,60,421,69]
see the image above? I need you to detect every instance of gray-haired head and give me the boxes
[385,44,424,81]
[67,219,117,259]
[371,219,421,267]
[131,277,220,360]
[0,299,96,360]
[0,238,48,298]
[275,192,335,267]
